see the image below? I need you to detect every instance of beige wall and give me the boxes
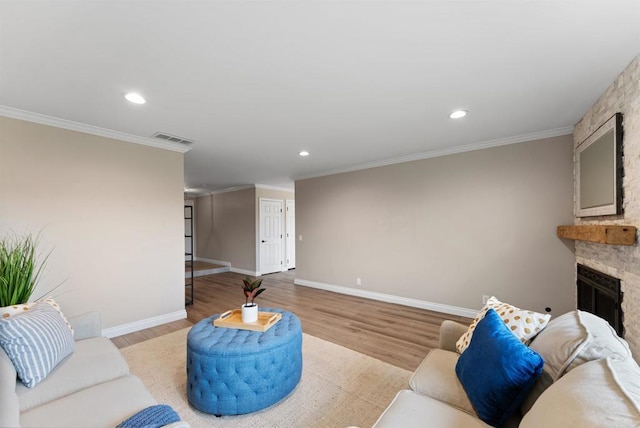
[573,55,640,358]
[295,135,576,316]
[0,117,185,330]
[195,188,256,271]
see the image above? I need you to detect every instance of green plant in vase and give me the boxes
[241,276,265,323]
[0,233,50,307]
[242,276,265,307]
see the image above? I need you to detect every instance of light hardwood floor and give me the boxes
[112,270,471,371]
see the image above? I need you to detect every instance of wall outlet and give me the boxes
[298,235,303,241]
[482,295,490,305]
[356,277,362,286]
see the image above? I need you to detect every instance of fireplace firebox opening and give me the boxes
[577,264,623,337]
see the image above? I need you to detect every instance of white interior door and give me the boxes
[259,199,284,274]
[286,200,295,269]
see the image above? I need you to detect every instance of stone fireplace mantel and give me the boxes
[557,225,637,246]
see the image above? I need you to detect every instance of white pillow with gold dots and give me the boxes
[456,296,551,354]
[1,304,31,319]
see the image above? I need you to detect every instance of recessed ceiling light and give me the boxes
[125,92,146,104]
[299,151,310,157]
[449,110,467,119]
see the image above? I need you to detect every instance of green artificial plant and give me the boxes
[0,233,49,307]
[242,276,265,307]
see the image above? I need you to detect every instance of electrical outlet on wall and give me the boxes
[356,277,362,286]
[482,295,490,305]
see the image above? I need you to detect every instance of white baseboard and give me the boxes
[194,257,259,277]
[231,267,260,276]
[195,257,231,267]
[102,310,187,338]
[192,267,230,277]
[294,278,478,319]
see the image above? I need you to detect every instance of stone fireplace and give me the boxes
[572,56,640,360]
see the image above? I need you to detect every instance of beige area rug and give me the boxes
[120,328,411,428]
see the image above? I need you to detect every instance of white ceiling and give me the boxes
[1,1,639,193]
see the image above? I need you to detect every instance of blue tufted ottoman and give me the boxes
[186,308,302,415]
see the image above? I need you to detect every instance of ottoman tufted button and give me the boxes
[186,308,302,415]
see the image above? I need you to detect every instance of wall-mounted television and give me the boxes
[575,113,623,217]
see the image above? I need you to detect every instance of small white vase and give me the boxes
[241,303,259,323]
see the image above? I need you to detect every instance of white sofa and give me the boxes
[374,310,640,427]
[0,311,180,428]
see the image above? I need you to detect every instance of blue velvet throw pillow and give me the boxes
[455,308,544,427]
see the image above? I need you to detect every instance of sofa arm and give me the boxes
[439,320,468,352]
[0,349,20,428]
[69,311,102,340]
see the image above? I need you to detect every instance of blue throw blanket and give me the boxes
[116,404,180,428]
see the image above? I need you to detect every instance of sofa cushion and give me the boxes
[373,390,491,428]
[520,358,640,428]
[456,309,543,427]
[410,349,475,415]
[529,310,630,380]
[0,301,75,388]
[439,320,470,352]
[20,375,157,428]
[17,336,130,411]
[456,296,550,354]
[68,311,101,341]
[521,310,631,415]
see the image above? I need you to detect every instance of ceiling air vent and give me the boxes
[152,132,196,145]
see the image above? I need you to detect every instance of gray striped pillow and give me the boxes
[0,301,75,388]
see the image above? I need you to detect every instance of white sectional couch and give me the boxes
[0,311,171,428]
[374,310,640,427]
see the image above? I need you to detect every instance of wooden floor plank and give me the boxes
[114,270,471,371]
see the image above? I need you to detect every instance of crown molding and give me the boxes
[255,183,295,192]
[209,184,254,195]
[192,183,295,197]
[294,126,573,181]
[0,105,190,154]
[193,184,254,197]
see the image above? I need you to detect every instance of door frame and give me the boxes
[257,198,285,275]
[285,199,295,269]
